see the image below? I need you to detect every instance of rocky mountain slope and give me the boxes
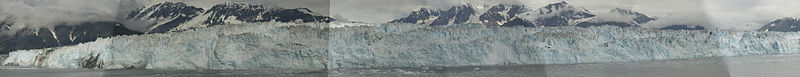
[757,18,800,32]
[0,2,334,53]
[125,2,333,34]
[390,1,656,28]
[0,22,141,54]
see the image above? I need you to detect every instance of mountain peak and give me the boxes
[611,8,656,24]
[553,1,569,5]
[479,4,530,26]
[539,1,570,13]
[219,2,252,6]
[757,17,800,32]
[123,2,332,33]
[389,1,662,28]
[208,2,268,12]
[535,1,590,16]
[204,3,332,25]
[530,1,595,27]
[389,5,476,26]
[126,1,203,20]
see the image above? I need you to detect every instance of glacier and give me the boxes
[4,22,800,70]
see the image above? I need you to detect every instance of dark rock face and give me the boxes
[757,18,800,32]
[389,8,439,24]
[0,22,142,54]
[126,2,204,33]
[204,3,333,25]
[429,5,475,26]
[390,5,476,26]
[479,4,530,26]
[2,2,334,53]
[660,25,706,30]
[0,19,12,31]
[390,1,599,27]
[532,1,595,27]
[126,2,333,34]
[502,18,535,27]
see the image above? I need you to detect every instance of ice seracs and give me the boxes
[6,23,800,69]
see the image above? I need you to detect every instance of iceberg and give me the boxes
[4,23,800,70]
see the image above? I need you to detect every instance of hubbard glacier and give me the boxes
[4,22,800,69]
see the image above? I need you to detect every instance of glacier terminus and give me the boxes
[4,22,800,70]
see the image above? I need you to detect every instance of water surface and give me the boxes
[3,54,800,77]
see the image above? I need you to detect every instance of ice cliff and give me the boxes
[4,23,800,69]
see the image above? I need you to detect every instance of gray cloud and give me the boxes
[567,0,711,29]
[0,0,121,31]
[704,0,800,30]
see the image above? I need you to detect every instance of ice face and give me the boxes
[4,23,800,70]
[2,22,331,70]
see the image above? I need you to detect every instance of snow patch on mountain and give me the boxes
[123,2,333,34]
[757,18,800,32]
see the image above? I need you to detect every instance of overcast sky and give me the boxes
[0,0,120,30]
[1,0,798,31]
[332,0,800,30]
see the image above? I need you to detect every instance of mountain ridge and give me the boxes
[0,2,334,53]
[126,2,333,34]
[389,1,657,28]
[757,17,800,32]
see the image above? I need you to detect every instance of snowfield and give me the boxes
[4,22,800,70]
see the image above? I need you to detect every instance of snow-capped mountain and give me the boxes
[126,2,204,33]
[525,1,595,27]
[125,2,333,34]
[390,1,654,28]
[204,3,333,25]
[0,22,142,54]
[479,4,531,27]
[389,5,476,26]
[757,18,800,32]
[1,2,333,53]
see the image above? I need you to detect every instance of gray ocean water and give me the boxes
[2,54,800,77]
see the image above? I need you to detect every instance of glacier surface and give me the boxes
[4,23,800,70]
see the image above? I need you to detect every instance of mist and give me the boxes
[0,0,121,33]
